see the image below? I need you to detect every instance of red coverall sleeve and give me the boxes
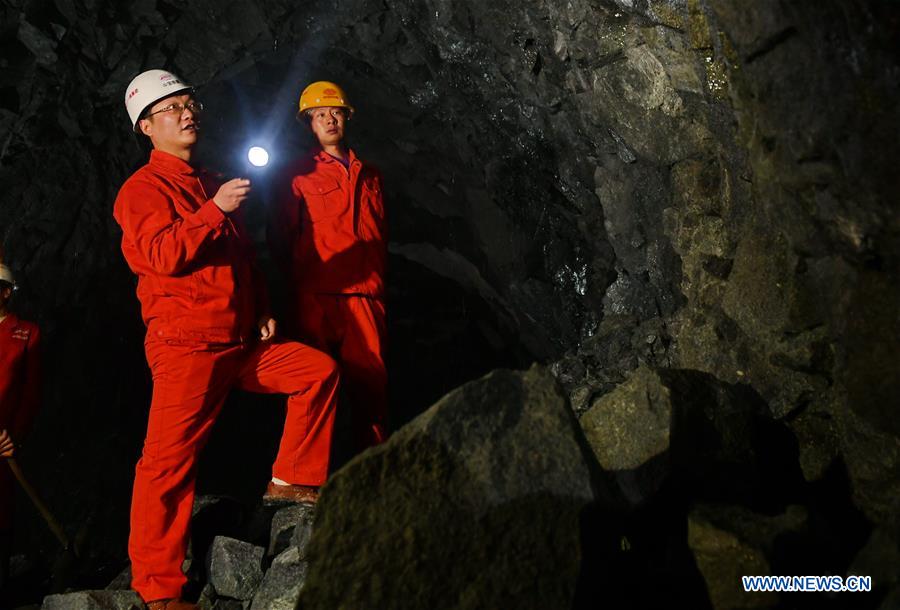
[10,325,41,441]
[267,175,301,279]
[117,180,226,275]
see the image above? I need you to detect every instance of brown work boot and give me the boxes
[146,599,198,610]
[263,480,319,505]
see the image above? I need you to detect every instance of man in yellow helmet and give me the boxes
[269,81,388,452]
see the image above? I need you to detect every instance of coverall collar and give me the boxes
[149,149,199,176]
[313,146,359,167]
[0,312,18,330]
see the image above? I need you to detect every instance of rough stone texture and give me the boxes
[580,364,801,507]
[289,507,315,561]
[250,547,307,610]
[0,0,897,604]
[217,602,245,610]
[209,601,245,610]
[837,400,900,535]
[267,504,313,558]
[686,505,800,610]
[197,583,217,610]
[41,590,143,610]
[296,365,602,609]
[835,270,900,532]
[206,536,265,601]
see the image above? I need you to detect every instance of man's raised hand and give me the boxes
[213,178,252,213]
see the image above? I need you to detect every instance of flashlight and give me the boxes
[247,146,269,167]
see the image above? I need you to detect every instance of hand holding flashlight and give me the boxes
[213,178,252,213]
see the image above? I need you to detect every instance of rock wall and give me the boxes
[0,0,897,606]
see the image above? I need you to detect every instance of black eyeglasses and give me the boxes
[145,101,204,118]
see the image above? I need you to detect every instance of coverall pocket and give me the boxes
[304,180,344,221]
[189,263,236,305]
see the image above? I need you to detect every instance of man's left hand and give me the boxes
[258,316,277,341]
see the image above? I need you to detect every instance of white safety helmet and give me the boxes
[0,264,14,287]
[124,69,194,133]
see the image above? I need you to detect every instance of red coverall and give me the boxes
[0,314,41,531]
[269,148,387,449]
[114,150,338,603]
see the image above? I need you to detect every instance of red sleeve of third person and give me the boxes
[11,323,41,440]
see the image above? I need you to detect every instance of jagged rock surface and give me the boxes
[686,505,800,610]
[296,366,607,610]
[0,0,897,607]
[41,590,143,610]
[249,547,308,610]
[580,364,801,507]
[267,504,313,559]
[205,537,265,601]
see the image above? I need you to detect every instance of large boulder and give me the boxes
[580,365,801,507]
[297,365,606,609]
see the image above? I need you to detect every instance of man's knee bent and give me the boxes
[315,350,340,388]
[287,343,340,391]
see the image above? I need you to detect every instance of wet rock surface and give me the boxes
[0,0,896,608]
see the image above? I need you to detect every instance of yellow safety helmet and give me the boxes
[297,81,354,117]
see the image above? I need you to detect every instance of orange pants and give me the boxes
[293,294,387,449]
[129,339,338,602]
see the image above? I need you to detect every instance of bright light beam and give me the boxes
[247,146,269,167]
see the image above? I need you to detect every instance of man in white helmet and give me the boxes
[115,70,340,610]
[0,261,41,601]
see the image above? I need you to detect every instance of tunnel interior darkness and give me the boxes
[1,0,898,606]
[3,2,614,595]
